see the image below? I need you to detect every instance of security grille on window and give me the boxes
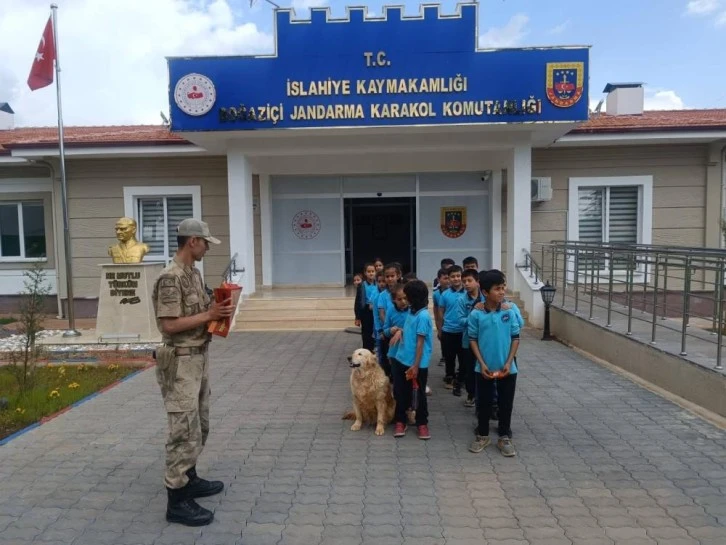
[0,202,46,258]
[578,186,638,270]
[137,196,194,261]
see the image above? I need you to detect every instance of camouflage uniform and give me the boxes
[152,256,212,490]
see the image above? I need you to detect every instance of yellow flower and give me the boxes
[78,364,86,371]
[68,382,80,389]
[108,364,119,371]
[49,389,60,399]
[15,407,25,414]
[58,366,66,376]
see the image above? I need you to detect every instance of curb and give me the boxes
[0,362,155,447]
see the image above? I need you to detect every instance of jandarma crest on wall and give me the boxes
[546,62,584,108]
[174,73,216,116]
[441,207,466,238]
[292,210,322,239]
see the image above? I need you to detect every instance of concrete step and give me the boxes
[234,317,353,331]
[242,297,354,311]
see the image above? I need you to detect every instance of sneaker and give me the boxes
[425,385,432,396]
[438,357,445,366]
[463,396,476,408]
[469,435,490,453]
[417,425,431,440]
[443,376,454,389]
[498,436,516,457]
[452,384,462,397]
[490,405,499,421]
[393,422,407,438]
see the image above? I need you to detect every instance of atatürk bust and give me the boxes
[108,217,149,263]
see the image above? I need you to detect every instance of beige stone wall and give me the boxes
[63,156,229,298]
[502,144,711,273]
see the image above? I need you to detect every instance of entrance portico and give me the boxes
[167,3,589,295]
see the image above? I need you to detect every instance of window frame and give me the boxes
[0,200,49,262]
[123,186,203,272]
[567,175,653,281]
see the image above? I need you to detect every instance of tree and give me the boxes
[9,262,50,396]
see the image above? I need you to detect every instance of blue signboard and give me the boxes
[167,4,589,132]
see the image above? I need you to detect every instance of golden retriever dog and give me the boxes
[342,348,395,436]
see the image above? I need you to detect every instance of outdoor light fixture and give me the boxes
[540,281,556,341]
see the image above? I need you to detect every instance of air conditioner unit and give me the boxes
[531,177,553,202]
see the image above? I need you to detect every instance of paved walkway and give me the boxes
[1,331,725,545]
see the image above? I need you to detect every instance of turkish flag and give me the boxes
[27,16,56,91]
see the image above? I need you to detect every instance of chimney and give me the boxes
[603,83,644,116]
[0,103,14,130]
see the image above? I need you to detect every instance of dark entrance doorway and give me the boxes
[345,197,416,282]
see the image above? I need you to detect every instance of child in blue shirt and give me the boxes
[437,265,466,389]
[389,280,433,441]
[433,268,450,367]
[456,269,486,405]
[383,284,409,382]
[354,263,377,351]
[371,270,387,372]
[468,270,520,458]
[377,263,402,378]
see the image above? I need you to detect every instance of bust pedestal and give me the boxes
[96,263,164,343]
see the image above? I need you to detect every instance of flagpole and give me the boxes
[51,4,80,337]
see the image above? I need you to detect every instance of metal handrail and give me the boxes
[527,241,726,371]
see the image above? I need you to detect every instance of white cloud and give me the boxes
[0,0,273,127]
[291,0,328,12]
[717,10,726,24]
[685,0,721,15]
[478,13,529,48]
[589,88,686,113]
[644,89,685,110]
[548,19,570,35]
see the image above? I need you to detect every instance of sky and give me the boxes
[1,0,725,127]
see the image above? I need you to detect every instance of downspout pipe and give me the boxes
[27,159,64,319]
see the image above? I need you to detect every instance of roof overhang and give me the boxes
[8,144,209,159]
[176,121,583,156]
[553,130,726,147]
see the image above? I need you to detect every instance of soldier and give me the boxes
[151,218,236,526]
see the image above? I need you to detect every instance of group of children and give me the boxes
[352,256,523,456]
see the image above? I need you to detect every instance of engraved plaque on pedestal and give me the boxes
[96,263,164,343]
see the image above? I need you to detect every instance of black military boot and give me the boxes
[166,485,214,526]
[185,466,224,498]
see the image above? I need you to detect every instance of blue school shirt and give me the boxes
[457,291,486,348]
[377,289,393,329]
[439,287,466,333]
[467,306,520,374]
[372,290,384,335]
[506,300,525,328]
[396,307,433,369]
[364,281,378,306]
[384,305,409,360]
[433,287,443,310]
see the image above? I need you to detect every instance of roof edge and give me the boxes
[4,139,192,150]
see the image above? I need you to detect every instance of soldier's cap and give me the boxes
[176,218,221,245]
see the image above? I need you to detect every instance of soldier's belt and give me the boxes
[166,344,208,356]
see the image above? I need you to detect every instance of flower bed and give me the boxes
[0,363,145,441]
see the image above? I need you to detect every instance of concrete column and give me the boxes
[259,174,273,287]
[506,144,532,276]
[226,150,256,293]
[489,169,502,270]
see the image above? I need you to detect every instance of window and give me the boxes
[0,202,46,259]
[123,186,202,264]
[568,175,653,275]
[137,196,194,260]
[578,186,639,245]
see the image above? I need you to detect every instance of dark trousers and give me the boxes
[360,307,375,351]
[379,337,392,379]
[393,361,429,426]
[441,331,464,380]
[476,373,517,438]
[461,348,475,397]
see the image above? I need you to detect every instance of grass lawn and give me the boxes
[0,363,142,441]
[0,317,17,325]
